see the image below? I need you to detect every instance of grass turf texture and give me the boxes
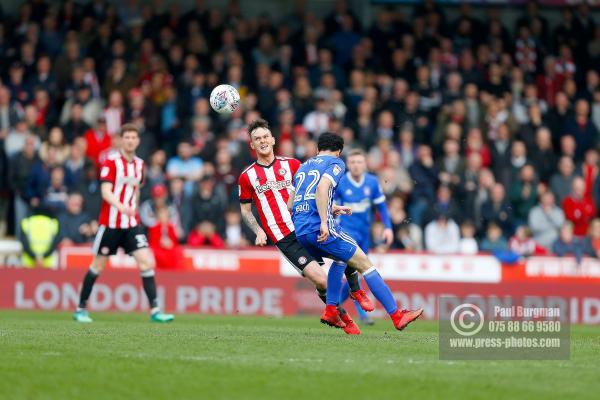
[1,311,599,400]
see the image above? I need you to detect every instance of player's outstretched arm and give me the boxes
[375,201,394,246]
[240,202,267,246]
[101,182,135,217]
[373,179,394,246]
[316,179,332,242]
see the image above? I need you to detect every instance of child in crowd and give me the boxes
[480,222,508,253]
[224,208,249,248]
[553,222,596,265]
[509,225,546,257]
[459,220,478,255]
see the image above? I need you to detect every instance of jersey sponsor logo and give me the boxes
[295,202,310,213]
[332,165,341,176]
[255,179,292,194]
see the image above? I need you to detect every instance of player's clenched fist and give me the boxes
[332,204,352,216]
[255,229,268,246]
[318,222,330,242]
[382,228,394,246]
[119,205,136,217]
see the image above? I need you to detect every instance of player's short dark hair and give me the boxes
[248,118,270,137]
[317,133,344,153]
[120,123,140,137]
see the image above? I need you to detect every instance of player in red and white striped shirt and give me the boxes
[238,154,299,243]
[97,151,143,229]
[239,119,360,334]
[73,123,174,323]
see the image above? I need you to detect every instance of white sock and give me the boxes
[364,266,377,275]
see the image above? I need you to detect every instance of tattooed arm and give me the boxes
[240,202,267,246]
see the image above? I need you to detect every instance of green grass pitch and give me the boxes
[1,310,599,400]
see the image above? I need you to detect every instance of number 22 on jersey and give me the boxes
[294,170,321,202]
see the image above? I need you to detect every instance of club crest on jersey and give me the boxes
[364,187,371,196]
[333,165,341,176]
[278,168,286,176]
[345,189,352,195]
[298,256,307,265]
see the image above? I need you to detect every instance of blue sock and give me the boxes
[339,280,350,303]
[353,300,368,321]
[326,261,346,305]
[363,267,398,315]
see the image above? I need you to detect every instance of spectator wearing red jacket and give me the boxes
[562,177,597,236]
[536,57,564,107]
[464,128,492,167]
[83,115,112,168]
[187,221,225,248]
[147,206,183,270]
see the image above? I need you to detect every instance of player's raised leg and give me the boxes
[336,149,394,324]
[321,243,421,331]
[131,247,174,323]
[346,247,422,330]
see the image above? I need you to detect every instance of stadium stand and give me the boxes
[1,0,600,262]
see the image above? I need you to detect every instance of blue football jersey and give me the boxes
[291,155,346,236]
[334,172,386,235]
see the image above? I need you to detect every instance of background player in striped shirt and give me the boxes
[335,149,394,325]
[73,124,174,323]
[238,119,367,335]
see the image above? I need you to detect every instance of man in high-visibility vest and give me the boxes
[20,207,59,268]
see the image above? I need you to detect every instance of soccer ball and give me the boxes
[210,84,240,114]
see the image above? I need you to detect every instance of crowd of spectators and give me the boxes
[1,0,600,266]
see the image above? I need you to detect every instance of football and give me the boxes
[210,84,241,114]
